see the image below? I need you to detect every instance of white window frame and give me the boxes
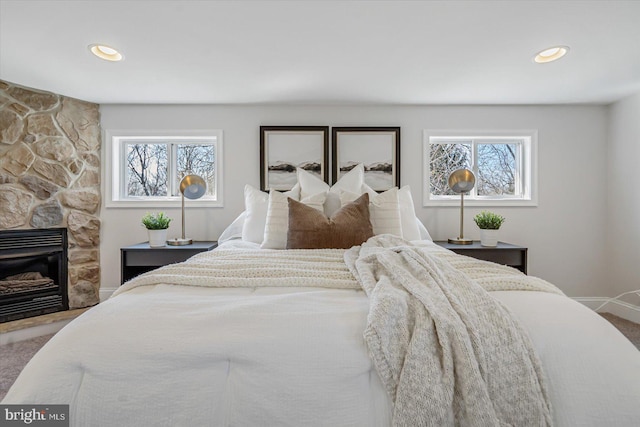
[104,129,224,208]
[423,129,537,207]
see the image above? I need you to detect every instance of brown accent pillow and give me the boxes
[286,193,374,249]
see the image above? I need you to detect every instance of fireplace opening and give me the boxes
[0,228,68,323]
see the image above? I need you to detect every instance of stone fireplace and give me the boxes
[0,80,101,310]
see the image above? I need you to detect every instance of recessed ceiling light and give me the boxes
[89,44,123,62]
[534,46,569,63]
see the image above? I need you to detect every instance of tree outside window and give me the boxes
[176,144,216,198]
[125,141,216,199]
[126,143,168,197]
[429,142,471,196]
[476,143,517,196]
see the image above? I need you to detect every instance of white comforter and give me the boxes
[4,240,640,427]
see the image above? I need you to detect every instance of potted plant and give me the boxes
[473,211,505,247]
[141,212,172,247]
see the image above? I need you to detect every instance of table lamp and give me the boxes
[447,168,475,245]
[167,174,206,246]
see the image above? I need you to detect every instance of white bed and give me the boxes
[3,238,640,426]
[4,167,640,426]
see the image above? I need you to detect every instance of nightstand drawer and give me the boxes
[434,241,528,274]
[454,249,524,266]
[120,241,217,284]
[125,250,203,266]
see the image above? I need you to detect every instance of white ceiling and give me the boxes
[1,0,639,105]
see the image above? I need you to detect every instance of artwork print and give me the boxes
[260,126,329,191]
[332,127,400,191]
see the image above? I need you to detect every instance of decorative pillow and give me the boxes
[362,184,422,241]
[398,186,422,241]
[329,163,365,193]
[241,185,269,244]
[242,184,300,244]
[417,218,433,241]
[286,193,373,249]
[261,189,326,249]
[339,187,402,237]
[298,164,365,216]
[297,167,329,199]
[219,211,246,243]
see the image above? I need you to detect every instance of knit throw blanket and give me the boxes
[345,235,556,427]
[112,247,360,297]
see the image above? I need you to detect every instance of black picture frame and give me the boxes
[260,126,330,192]
[331,126,401,191]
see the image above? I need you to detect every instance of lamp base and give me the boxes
[448,238,474,245]
[167,238,193,246]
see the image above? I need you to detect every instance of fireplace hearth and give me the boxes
[0,228,69,323]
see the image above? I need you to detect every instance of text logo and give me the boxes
[0,405,69,427]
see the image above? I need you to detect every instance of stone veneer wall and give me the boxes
[0,80,101,308]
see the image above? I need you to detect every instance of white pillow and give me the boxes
[339,187,402,237]
[261,189,326,249]
[329,163,365,194]
[362,184,423,241]
[398,186,422,241]
[242,184,300,244]
[219,211,246,243]
[328,163,365,216]
[298,168,329,199]
[417,218,433,241]
[241,184,269,244]
[298,164,365,216]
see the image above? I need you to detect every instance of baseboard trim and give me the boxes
[100,288,117,302]
[0,319,71,346]
[574,297,640,323]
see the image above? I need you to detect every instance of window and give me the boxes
[106,130,223,207]
[423,130,537,206]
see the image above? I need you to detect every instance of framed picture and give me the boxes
[332,127,400,191]
[260,126,329,191]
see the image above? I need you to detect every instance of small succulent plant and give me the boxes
[141,212,172,230]
[473,211,505,230]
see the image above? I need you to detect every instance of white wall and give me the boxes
[607,92,640,305]
[99,104,608,298]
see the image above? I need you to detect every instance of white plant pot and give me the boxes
[480,229,499,247]
[148,229,168,247]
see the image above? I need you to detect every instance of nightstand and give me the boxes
[120,241,218,284]
[433,241,528,274]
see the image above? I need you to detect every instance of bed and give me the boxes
[4,166,640,426]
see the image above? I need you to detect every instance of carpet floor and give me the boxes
[600,312,640,348]
[1,314,639,402]
[1,333,54,401]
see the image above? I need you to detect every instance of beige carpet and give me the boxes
[1,315,639,402]
[0,334,54,401]
[600,312,640,348]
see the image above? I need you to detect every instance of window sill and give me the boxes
[423,198,538,207]
[104,199,223,209]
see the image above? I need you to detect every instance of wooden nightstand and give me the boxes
[120,241,218,284]
[433,241,528,274]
